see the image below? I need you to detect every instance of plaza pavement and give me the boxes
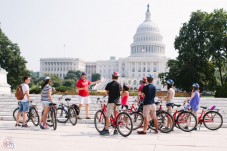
[0,121,227,151]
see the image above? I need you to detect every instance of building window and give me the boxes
[143,67,146,72]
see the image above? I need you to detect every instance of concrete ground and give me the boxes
[0,121,227,151]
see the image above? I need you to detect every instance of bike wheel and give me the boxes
[94,110,106,133]
[157,111,174,133]
[56,108,68,123]
[176,111,197,132]
[13,107,29,123]
[51,110,57,130]
[203,111,223,130]
[116,112,133,137]
[30,107,40,126]
[130,112,144,130]
[68,107,77,126]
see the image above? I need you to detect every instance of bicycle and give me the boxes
[56,95,77,126]
[198,105,223,130]
[94,96,133,137]
[44,103,57,130]
[13,100,40,126]
[148,101,174,133]
[126,98,144,130]
[172,103,197,132]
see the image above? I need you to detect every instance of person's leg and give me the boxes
[22,102,29,126]
[16,102,23,125]
[78,96,84,118]
[167,106,173,128]
[138,105,149,134]
[42,107,50,125]
[150,105,158,133]
[85,97,91,118]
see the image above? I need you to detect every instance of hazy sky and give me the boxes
[0,0,227,71]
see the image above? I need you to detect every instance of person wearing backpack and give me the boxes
[15,76,31,128]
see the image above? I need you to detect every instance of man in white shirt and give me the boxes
[15,76,31,128]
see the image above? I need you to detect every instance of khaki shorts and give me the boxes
[143,104,156,118]
[106,103,118,118]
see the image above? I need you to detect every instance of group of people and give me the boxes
[15,71,200,134]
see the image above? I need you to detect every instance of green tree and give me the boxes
[91,73,101,82]
[205,9,227,86]
[0,28,29,90]
[64,70,82,81]
[160,10,220,92]
[63,79,75,88]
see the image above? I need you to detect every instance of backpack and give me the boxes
[71,104,80,115]
[15,84,25,100]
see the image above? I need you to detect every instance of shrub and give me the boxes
[215,85,227,98]
[30,86,41,94]
[56,86,74,92]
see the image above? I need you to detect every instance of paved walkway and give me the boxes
[0,121,227,151]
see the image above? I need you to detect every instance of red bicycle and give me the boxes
[198,105,223,130]
[94,97,133,137]
[172,103,197,132]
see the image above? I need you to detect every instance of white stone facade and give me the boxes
[39,5,168,90]
[0,67,11,94]
[40,58,86,79]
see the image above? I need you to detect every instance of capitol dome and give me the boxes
[130,4,165,57]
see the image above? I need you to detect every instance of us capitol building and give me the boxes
[40,5,168,90]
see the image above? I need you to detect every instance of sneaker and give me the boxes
[15,123,21,127]
[193,127,197,131]
[86,117,91,119]
[77,116,82,120]
[154,130,159,134]
[137,131,146,135]
[22,124,29,128]
[39,123,44,129]
[43,124,49,129]
[100,129,110,136]
[113,130,118,135]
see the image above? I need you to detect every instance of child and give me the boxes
[121,85,130,109]
[187,83,200,116]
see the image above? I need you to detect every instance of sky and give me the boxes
[0,0,227,71]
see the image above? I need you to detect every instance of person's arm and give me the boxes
[25,90,30,102]
[184,92,195,104]
[90,80,101,85]
[48,89,53,103]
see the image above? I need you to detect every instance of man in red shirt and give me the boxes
[76,72,100,119]
[138,78,147,102]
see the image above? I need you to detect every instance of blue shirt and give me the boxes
[142,83,156,105]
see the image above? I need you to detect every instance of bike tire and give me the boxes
[116,112,133,137]
[130,112,144,130]
[94,110,106,133]
[157,111,174,133]
[68,107,77,126]
[51,109,57,130]
[30,107,40,126]
[176,111,197,132]
[203,111,223,130]
[13,107,29,123]
[56,108,68,123]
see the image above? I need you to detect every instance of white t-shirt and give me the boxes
[21,83,29,102]
[166,88,175,104]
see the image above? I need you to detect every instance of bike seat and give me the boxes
[65,98,71,101]
[155,101,161,105]
[172,104,181,107]
[49,103,57,106]
[200,106,207,109]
